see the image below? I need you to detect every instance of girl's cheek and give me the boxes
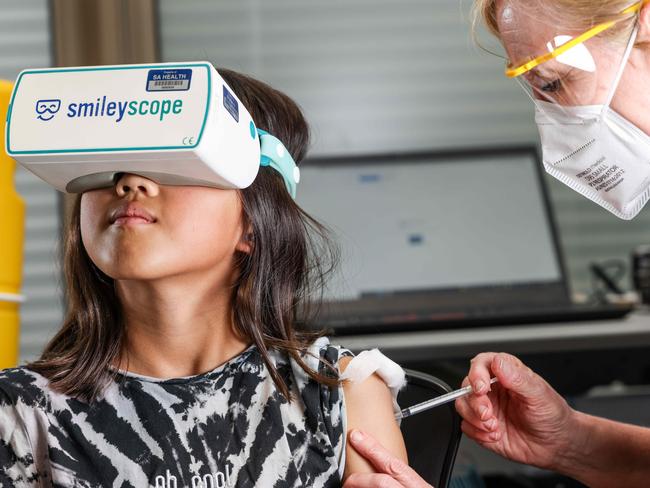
[80,191,110,224]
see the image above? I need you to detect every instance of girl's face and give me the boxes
[80,173,250,281]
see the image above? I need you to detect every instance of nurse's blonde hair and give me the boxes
[473,0,641,40]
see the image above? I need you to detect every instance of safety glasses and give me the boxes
[505,0,647,78]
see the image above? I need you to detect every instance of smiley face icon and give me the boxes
[35,99,62,121]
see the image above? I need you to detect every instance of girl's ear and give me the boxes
[235,227,254,254]
[638,3,650,44]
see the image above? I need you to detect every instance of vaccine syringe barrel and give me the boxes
[5,62,261,193]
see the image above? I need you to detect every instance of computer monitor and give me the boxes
[296,147,570,329]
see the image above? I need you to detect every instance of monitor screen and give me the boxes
[296,149,563,301]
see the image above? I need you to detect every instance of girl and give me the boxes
[0,68,406,487]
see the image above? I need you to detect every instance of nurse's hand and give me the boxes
[455,352,577,470]
[343,430,432,488]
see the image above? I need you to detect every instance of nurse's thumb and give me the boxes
[491,353,545,400]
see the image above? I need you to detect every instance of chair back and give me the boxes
[398,369,462,488]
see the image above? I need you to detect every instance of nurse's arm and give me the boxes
[559,412,650,488]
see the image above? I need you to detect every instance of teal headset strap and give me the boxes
[257,129,300,199]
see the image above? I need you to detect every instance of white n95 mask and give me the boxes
[534,25,650,220]
[5,62,262,193]
[536,102,650,220]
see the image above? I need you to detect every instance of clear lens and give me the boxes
[510,23,638,120]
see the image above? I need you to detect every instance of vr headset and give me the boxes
[5,62,299,198]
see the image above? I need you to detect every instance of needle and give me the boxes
[396,377,499,420]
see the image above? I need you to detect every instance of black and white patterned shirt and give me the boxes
[0,337,352,488]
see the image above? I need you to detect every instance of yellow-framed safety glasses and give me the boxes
[505,0,648,78]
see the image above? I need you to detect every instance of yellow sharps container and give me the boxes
[0,80,25,369]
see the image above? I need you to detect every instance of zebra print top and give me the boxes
[0,337,352,488]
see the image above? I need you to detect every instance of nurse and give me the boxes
[344,1,650,486]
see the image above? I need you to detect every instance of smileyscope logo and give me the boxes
[35,99,61,121]
[35,96,184,123]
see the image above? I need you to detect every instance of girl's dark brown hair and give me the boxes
[27,68,339,402]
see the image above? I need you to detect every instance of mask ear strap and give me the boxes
[603,23,640,115]
[257,129,300,199]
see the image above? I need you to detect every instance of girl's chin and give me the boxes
[99,263,169,282]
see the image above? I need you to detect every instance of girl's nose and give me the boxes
[114,173,160,198]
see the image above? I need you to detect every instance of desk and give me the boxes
[336,313,650,362]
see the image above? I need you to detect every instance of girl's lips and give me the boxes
[109,203,157,226]
[112,216,155,226]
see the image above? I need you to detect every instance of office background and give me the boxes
[5,1,650,485]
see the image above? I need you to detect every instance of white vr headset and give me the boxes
[5,62,300,198]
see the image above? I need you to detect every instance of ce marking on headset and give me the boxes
[182,136,195,146]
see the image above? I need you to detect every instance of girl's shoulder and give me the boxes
[0,366,50,409]
[302,336,354,371]
[269,336,353,385]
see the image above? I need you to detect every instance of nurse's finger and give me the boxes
[347,430,431,488]
[490,353,547,399]
[343,473,405,488]
[461,376,494,420]
[468,352,498,395]
[455,396,496,432]
[461,419,502,445]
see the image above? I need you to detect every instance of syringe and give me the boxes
[396,377,499,420]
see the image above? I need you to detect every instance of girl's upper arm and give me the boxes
[339,355,408,481]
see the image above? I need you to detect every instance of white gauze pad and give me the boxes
[340,349,406,421]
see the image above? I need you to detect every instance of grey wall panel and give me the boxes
[160,0,538,155]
